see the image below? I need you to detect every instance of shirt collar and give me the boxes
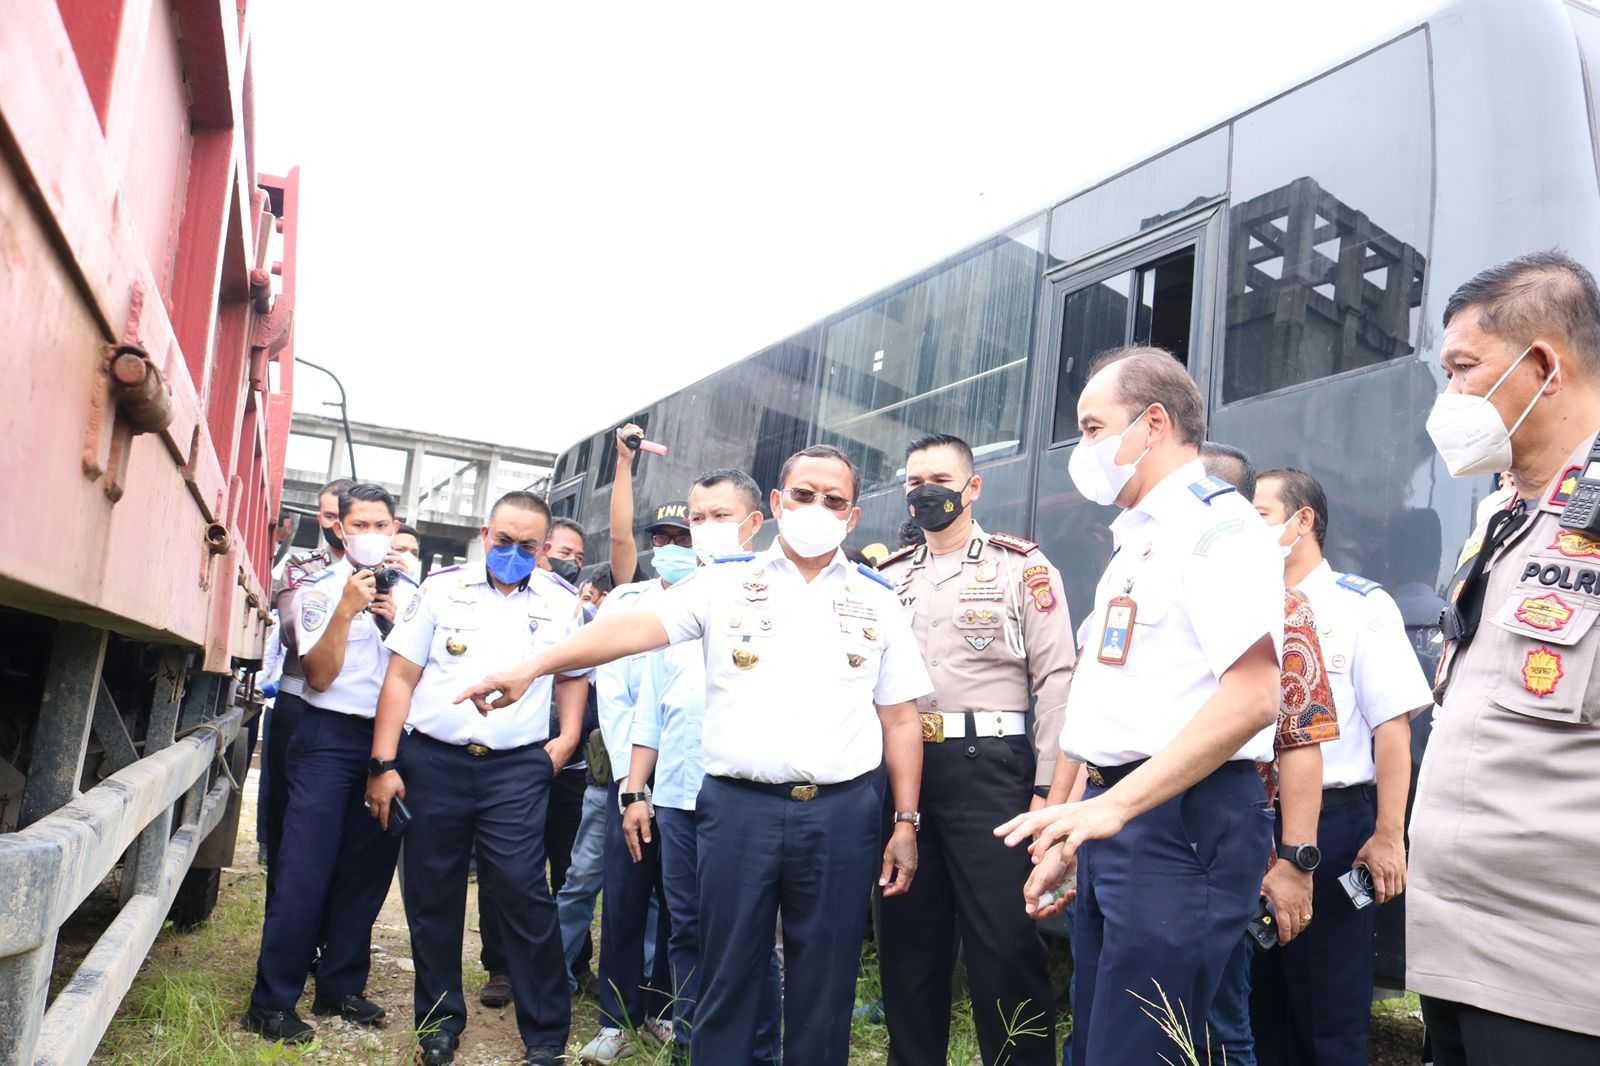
[1109,457,1208,545]
[1300,558,1336,593]
[758,540,849,578]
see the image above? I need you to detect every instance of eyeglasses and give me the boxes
[784,486,852,513]
[650,529,694,548]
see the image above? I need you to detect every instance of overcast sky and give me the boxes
[251,0,1436,458]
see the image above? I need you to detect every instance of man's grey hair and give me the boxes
[1444,249,1600,374]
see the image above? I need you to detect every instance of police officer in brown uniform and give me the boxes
[1411,251,1600,1064]
[875,433,1075,1066]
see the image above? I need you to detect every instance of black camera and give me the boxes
[371,566,401,594]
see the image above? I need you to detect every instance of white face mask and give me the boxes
[778,505,849,559]
[690,518,750,562]
[1425,344,1554,478]
[1265,521,1301,561]
[345,532,393,568]
[1068,411,1151,507]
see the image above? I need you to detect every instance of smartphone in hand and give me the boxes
[386,795,412,838]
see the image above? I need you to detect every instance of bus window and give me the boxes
[1050,246,1196,442]
[596,413,649,488]
[1222,32,1431,404]
[817,217,1045,495]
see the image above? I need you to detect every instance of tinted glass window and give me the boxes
[817,218,1044,493]
[1223,33,1431,404]
[1049,128,1227,266]
[1050,247,1195,442]
[596,413,649,488]
[1573,7,1600,185]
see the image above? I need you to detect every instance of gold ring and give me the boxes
[1299,914,1312,929]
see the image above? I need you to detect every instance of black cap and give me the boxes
[647,502,690,532]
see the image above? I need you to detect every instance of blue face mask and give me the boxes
[653,544,698,585]
[486,543,538,585]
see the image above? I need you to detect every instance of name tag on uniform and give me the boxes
[1098,595,1136,665]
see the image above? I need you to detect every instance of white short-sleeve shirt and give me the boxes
[594,579,665,775]
[1060,459,1284,766]
[290,559,418,718]
[385,563,585,747]
[651,545,933,784]
[1295,561,1433,787]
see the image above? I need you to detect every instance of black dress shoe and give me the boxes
[312,993,386,1026]
[417,1031,459,1065]
[479,973,513,1008]
[242,1005,314,1044]
[522,1046,564,1066]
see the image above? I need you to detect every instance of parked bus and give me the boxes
[547,0,1600,984]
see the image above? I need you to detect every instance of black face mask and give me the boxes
[322,525,344,552]
[549,557,581,585]
[907,480,969,532]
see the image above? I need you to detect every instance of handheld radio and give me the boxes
[1558,440,1600,534]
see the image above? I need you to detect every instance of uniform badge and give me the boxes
[743,582,768,603]
[1515,593,1575,632]
[1549,530,1600,560]
[301,594,329,633]
[1330,653,1348,671]
[446,636,468,656]
[920,712,945,743]
[760,618,774,632]
[728,615,743,629]
[1098,595,1137,666]
[1522,645,1564,697]
[965,635,995,652]
[403,595,421,623]
[975,559,998,583]
[732,648,759,670]
[846,653,865,668]
[862,626,877,641]
[1549,465,1582,508]
[959,586,1004,602]
[528,618,540,636]
[1022,565,1056,614]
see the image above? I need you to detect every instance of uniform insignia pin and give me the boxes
[976,559,998,583]
[760,618,773,632]
[732,648,759,670]
[846,653,865,668]
[862,626,877,641]
[729,615,743,629]
[446,637,467,656]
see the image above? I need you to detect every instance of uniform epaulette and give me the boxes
[987,532,1038,554]
[857,563,896,590]
[537,569,578,595]
[394,571,419,588]
[875,544,920,570]
[711,552,755,564]
[1188,476,1236,504]
[1336,573,1382,596]
[428,564,461,578]
[304,568,337,585]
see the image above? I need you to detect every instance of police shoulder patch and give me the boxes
[876,544,920,570]
[857,563,896,590]
[1336,573,1382,596]
[1188,476,1236,504]
[987,532,1038,555]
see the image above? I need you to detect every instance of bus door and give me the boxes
[1026,203,1225,623]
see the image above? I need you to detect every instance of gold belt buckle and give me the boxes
[919,711,945,743]
[1086,764,1105,787]
[789,784,818,802]
[465,743,490,758]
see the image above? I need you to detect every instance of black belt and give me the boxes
[409,729,540,759]
[712,771,871,803]
[1083,758,1148,788]
[1321,783,1376,808]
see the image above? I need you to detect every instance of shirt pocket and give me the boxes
[837,624,885,690]
[1486,579,1600,725]
[432,604,480,660]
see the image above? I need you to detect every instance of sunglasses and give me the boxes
[784,486,852,513]
[650,529,694,548]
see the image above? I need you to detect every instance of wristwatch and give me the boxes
[1278,842,1322,872]
[894,811,921,832]
[619,792,651,808]
[367,757,399,777]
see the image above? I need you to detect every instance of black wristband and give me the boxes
[1033,785,1051,800]
[619,792,650,807]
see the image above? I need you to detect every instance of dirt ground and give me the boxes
[77,764,1425,1064]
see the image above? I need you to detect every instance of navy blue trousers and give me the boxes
[1072,761,1271,1066]
[598,780,673,1029]
[400,733,569,1049]
[1250,789,1378,1066]
[656,804,781,1059]
[479,765,587,976]
[261,691,308,901]
[251,706,399,1011]
[694,772,880,1066]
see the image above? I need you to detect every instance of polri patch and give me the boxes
[1022,565,1055,613]
[1548,529,1600,560]
[1515,593,1574,632]
[1522,645,1564,697]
